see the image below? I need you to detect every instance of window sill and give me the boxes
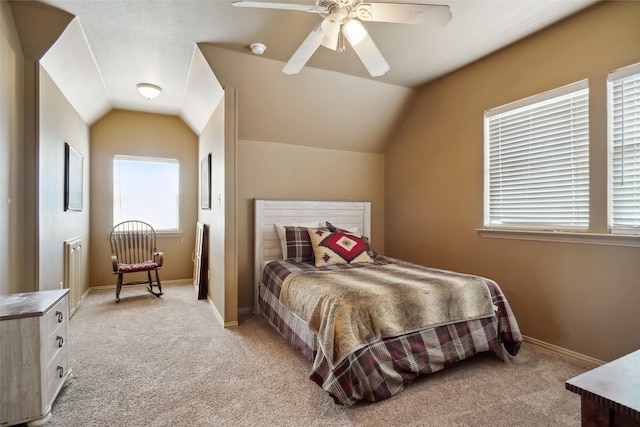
[477,228,640,248]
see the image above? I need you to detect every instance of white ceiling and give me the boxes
[33,0,598,133]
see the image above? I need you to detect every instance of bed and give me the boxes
[254,199,522,406]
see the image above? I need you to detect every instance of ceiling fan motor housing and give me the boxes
[318,0,361,18]
[319,0,355,9]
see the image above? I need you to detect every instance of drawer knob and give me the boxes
[56,310,63,323]
[57,335,64,348]
[57,366,64,378]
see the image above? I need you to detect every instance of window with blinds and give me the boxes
[484,80,589,231]
[113,155,180,232]
[609,63,640,235]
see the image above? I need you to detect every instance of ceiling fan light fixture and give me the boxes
[343,19,367,46]
[136,83,162,100]
[321,33,339,51]
[321,15,341,37]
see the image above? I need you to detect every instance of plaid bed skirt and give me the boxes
[259,256,522,406]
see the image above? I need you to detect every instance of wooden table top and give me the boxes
[566,349,640,420]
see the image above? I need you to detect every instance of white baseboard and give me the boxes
[70,288,91,318]
[523,335,605,368]
[89,279,193,292]
[206,296,239,328]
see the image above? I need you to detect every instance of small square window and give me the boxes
[113,155,180,232]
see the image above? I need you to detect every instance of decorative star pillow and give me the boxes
[325,221,376,257]
[307,228,373,267]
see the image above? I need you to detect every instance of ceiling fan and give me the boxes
[232,0,452,77]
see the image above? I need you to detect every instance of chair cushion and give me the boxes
[117,260,160,273]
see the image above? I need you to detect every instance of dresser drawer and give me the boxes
[45,324,67,364]
[45,347,68,404]
[44,297,68,338]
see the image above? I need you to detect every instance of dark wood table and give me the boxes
[566,349,640,426]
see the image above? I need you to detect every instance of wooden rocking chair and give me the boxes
[109,220,164,302]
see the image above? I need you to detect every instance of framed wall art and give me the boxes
[64,142,83,211]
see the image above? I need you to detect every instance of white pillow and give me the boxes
[274,222,319,259]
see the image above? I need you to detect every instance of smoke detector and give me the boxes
[250,43,266,55]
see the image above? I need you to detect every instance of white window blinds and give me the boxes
[484,80,589,230]
[113,155,180,232]
[609,63,640,234]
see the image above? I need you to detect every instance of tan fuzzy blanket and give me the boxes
[279,262,494,367]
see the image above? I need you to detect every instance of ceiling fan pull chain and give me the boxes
[337,30,346,53]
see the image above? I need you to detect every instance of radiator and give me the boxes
[63,237,83,315]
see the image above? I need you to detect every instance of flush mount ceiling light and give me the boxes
[136,83,162,100]
[250,43,266,55]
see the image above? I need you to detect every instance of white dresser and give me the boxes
[0,289,72,426]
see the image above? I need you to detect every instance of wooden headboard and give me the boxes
[253,199,371,312]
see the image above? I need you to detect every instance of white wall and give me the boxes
[38,66,90,295]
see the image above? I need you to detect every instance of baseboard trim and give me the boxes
[205,296,239,328]
[89,279,193,292]
[523,335,605,368]
[238,306,252,315]
[70,288,91,318]
[206,296,224,326]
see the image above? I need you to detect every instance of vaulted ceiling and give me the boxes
[10,0,598,152]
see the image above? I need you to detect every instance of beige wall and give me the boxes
[198,93,240,326]
[89,109,198,289]
[0,0,25,295]
[200,45,412,155]
[385,1,640,362]
[38,66,90,302]
[1,1,81,297]
[7,0,74,292]
[237,139,385,311]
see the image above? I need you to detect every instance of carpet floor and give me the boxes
[46,283,590,426]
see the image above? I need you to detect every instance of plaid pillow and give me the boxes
[284,226,318,262]
[275,222,317,259]
[308,228,373,267]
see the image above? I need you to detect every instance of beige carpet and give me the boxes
[48,283,590,427]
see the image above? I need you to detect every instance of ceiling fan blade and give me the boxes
[355,3,452,26]
[343,20,389,77]
[282,25,325,75]
[232,1,326,13]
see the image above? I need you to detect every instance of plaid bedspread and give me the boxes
[259,256,522,406]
